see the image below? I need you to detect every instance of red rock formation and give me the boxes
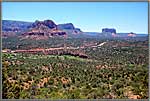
[2,32,16,38]
[31,20,57,29]
[22,20,67,40]
[128,32,136,37]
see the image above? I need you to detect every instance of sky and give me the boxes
[2,2,148,34]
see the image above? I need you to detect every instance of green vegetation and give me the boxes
[2,37,148,99]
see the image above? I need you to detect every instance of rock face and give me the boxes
[22,28,67,40]
[31,20,57,29]
[102,28,116,34]
[22,20,67,40]
[57,23,82,35]
[57,23,75,30]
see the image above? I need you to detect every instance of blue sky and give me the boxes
[2,2,148,33]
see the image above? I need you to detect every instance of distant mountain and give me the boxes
[21,20,67,40]
[30,20,57,29]
[57,23,82,33]
[2,20,83,39]
[2,20,82,32]
[2,20,32,32]
[2,20,63,39]
[57,23,75,30]
[2,20,148,39]
[102,28,116,34]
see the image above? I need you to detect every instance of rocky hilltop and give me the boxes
[31,20,57,29]
[22,20,67,40]
[57,23,75,30]
[101,28,117,37]
[2,20,82,39]
[57,23,82,34]
[102,28,116,34]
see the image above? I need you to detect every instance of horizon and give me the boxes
[2,2,148,34]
